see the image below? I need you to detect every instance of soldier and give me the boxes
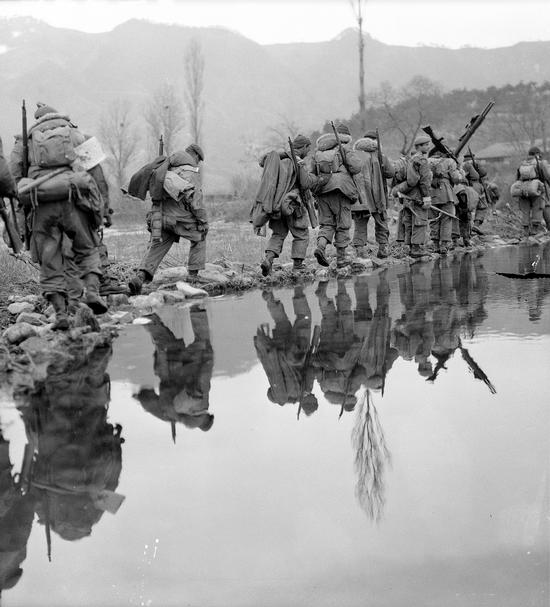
[391,135,433,258]
[134,304,214,433]
[462,151,489,235]
[527,146,550,231]
[10,103,108,329]
[428,150,460,254]
[254,287,317,414]
[511,146,549,237]
[351,130,395,259]
[127,144,207,295]
[452,168,478,248]
[258,135,314,276]
[305,124,362,269]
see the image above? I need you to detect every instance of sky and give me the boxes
[1,0,549,48]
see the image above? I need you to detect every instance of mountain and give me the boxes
[1,18,549,193]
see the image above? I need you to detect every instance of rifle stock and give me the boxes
[422,125,458,162]
[158,134,164,157]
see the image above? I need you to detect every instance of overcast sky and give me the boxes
[2,0,549,48]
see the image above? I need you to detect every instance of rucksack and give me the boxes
[314,148,342,175]
[510,179,544,200]
[30,125,77,168]
[518,158,538,181]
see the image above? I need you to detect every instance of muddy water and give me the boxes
[1,245,549,606]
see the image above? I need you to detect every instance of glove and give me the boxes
[422,196,432,209]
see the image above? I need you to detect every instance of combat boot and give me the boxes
[46,292,70,331]
[292,258,305,271]
[83,273,108,315]
[409,244,425,258]
[128,270,147,295]
[260,251,276,276]
[472,222,484,235]
[336,247,351,268]
[377,243,389,259]
[314,238,330,267]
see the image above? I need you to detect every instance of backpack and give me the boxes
[29,115,83,168]
[518,158,538,181]
[314,148,342,175]
[510,179,544,200]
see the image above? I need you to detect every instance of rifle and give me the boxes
[330,121,368,207]
[22,99,29,178]
[458,337,496,394]
[158,134,164,157]
[0,197,24,254]
[397,193,456,219]
[454,100,495,157]
[421,125,458,163]
[375,128,390,207]
[287,137,319,229]
[330,121,353,174]
[297,325,321,420]
[17,167,68,195]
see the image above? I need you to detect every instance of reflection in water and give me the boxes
[515,245,550,321]
[0,342,124,595]
[352,389,390,523]
[0,430,35,596]
[255,254,496,520]
[134,304,215,439]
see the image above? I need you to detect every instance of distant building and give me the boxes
[475,139,549,165]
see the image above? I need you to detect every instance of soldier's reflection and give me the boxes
[516,245,550,322]
[392,264,435,378]
[135,304,215,433]
[0,430,35,596]
[254,287,318,416]
[18,343,124,555]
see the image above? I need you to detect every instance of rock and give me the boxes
[130,292,166,308]
[153,266,188,283]
[110,311,134,324]
[44,305,54,317]
[73,306,101,332]
[157,290,188,304]
[175,282,208,298]
[18,336,50,354]
[204,262,225,274]
[35,324,54,337]
[16,312,47,326]
[196,270,230,285]
[7,301,35,315]
[3,323,38,345]
[132,317,152,325]
[351,258,374,271]
[7,294,40,304]
[107,294,129,306]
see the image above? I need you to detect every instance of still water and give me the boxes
[1,244,549,606]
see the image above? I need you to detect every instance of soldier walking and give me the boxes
[304,124,362,269]
[10,103,108,329]
[351,130,395,259]
[257,135,314,276]
[391,135,433,258]
[428,150,460,254]
[127,144,207,294]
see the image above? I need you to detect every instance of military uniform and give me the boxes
[254,287,317,413]
[392,135,433,257]
[462,155,489,232]
[135,304,214,432]
[128,145,207,294]
[259,135,313,275]
[428,153,459,253]
[351,132,395,258]
[9,104,107,326]
[305,124,362,268]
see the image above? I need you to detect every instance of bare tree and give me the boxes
[350,0,367,131]
[184,38,205,145]
[495,82,550,154]
[352,388,391,522]
[370,76,442,155]
[263,114,302,150]
[144,82,186,156]
[98,99,140,188]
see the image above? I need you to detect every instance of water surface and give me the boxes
[1,244,549,606]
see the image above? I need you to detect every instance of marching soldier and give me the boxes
[428,150,460,254]
[351,130,395,259]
